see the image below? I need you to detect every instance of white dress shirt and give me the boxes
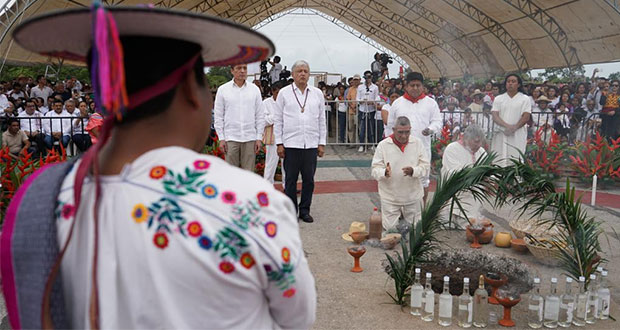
[356,83,379,113]
[18,110,43,134]
[262,97,277,126]
[274,83,327,149]
[214,80,264,142]
[30,85,54,106]
[43,110,73,135]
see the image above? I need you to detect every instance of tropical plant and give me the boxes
[526,127,564,179]
[569,132,620,184]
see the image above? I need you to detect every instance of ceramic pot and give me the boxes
[495,232,512,248]
[350,231,369,244]
[466,220,494,244]
[510,238,528,253]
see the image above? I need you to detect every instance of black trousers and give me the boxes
[284,147,317,217]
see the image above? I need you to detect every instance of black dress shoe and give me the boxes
[300,214,314,223]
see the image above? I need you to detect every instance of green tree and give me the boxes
[539,65,585,83]
[206,66,232,89]
[608,71,620,81]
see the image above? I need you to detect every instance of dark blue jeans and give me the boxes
[44,134,69,150]
[338,111,347,143]
[358,111,375,144]
[72,133,92,152]
[283,148,317,217]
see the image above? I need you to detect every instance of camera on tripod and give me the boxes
[379,53,393,68]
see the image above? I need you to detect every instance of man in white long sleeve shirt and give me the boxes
[441,125,487,228]
[386,71,442,202]
[18,99,45,156]
[274,60,326,223]
[42,99,71,149]
[371,116,429,232]
[356,70,379,151]
[29,75,54,106]
[490,74,531,167]
[214,64,264,171]
[262,80,286,183]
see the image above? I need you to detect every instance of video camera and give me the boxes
[380,53,393,68]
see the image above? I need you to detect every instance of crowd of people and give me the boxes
[0,74,102,158]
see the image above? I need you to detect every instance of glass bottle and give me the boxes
[458,277,473,328]
[543,277,560,328]
[528,277,543,328]
[585,274,598,324]
[438,276,453,326]
[410,268,423,316]
[573,276,587,326]
[597,270,610,320]
[422,272,435,322]
[558,277,574,327]
[473,275,488,328]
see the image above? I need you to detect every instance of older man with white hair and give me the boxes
[371,116,429,233]
[441,124,487,227]
[274,60,326,223]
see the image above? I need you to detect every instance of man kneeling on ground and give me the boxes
[371,116,429,234]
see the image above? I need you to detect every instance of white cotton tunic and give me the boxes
[55,146,316,329]
[490,92,531,166]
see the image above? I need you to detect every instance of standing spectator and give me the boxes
[599,79,620,140]
[346,74,360,145]
[274,60,326,223]
[371,53,382,79]
[6,82,26,100]
[490,74,531,166]
[262,81,285,184]
[371,116,429,232]
[483,84,500,106]
[335,85,347,143]
[72,100,92,152]
[357,70,379,152]
[29,75,54,106]
[52,82,71,102]
[1,118,30,158]
[381,89,401,137]
[214,63,264,171]
[469,89,485,113]
[42,99,71,149]
[18,99,45,156]
[268,56,283,84]
[387,71,442,203]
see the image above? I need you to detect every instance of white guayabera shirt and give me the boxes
[55,146,316,329]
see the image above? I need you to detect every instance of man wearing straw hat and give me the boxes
[0,5,315,329]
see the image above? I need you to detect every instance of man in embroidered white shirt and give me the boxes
[386,72,442,203]
[214,64,264,171]
[371,116,429,232]
[490,74,531,167]
[274,60,326,223]
[356,70,379,152]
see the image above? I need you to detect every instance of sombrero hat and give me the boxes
[12,6,274,66]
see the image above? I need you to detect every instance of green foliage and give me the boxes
[0,63,90,83]
[538,65,586,83]
[609,71,620,81]
[206,66,232,88]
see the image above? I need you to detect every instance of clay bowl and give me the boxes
[510,238,528,253]
[347,245,366,257]
[380,233,401,249]
[350,231,369,244]
[466,222,494,244]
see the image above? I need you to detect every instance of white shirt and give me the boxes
[371,136,429,204]
[55,146,316,328]
[38,106,49,115]
[274,83,327,148]
[18,110,42,134]
[335,97,347,113]
[42,110,73,135]
[269,63,283,83]
[30,85,54,105]
[214,80,264,142]
[382,104,392,136]
[0,94,10,113]
[356,83,379,113]
[386,95,442,162]
[262,96,277,126]
[491,92,532,165]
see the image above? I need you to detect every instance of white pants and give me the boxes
[380,200,422,232]
[264,144,285,184]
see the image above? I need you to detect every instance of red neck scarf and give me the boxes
[403,92,426,104]
[390,134,408,152]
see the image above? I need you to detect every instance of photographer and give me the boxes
[356,70,379,152]
[371,53,382,79]
[269,56,283,84]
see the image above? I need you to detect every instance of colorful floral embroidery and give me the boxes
[198,235,213,250]
[219,261,235,274]
[265,262,296,298]
[147,197,187,237]
[240,252,255,269]
[132,204,148,223]
[230,200,264,230]
[282,247,290,263]
[61,204,76,219]
[162,166,207,196]
[193,160,211,170]
[153,232,169,249]
[264,221,277,238]
[187,221,203,237]
[214,227,249,260]
[257,192,269,207]
[201,184,218,199]
[222,191,237,204]
[283,288,296,298]
[149,166,167,179]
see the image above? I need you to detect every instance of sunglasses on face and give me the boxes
[613,84,619,87]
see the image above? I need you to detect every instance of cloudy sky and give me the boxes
[250,9,620,82]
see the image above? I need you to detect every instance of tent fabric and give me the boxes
[1,0,619,79]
